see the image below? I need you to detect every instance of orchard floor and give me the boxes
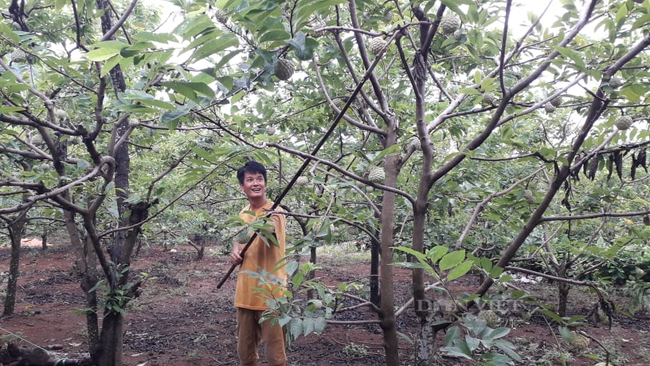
[1,242,650,366]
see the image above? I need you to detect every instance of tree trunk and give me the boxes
[3,211,28,316]
[93,0,132,364]
[380,153,400,366]
[369,231,380,307]
[557,265,570,317]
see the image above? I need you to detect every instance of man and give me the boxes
[230,161,288,366]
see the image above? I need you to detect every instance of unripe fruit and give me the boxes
[295,176,309,187]
[544,103,557,114]
[311,299,323,310]
[409,136,421,151]
[550,97,562,107]
[214,9,227,23]
[31,135,43,145]
[54,108,68,119]
[569,331,590,350]
[11,49,26,63]
[266,126,276,135]
[368,38,387,56]
[365,185,374,193]
[523,189,535,204]
[614,116,633,130]
[275,59,295,81]
[128,118,139,127]
[482,92,498,106]
[478,310,500,328]
[440,15,461,35]
[609,76,623,88]
[367,166,385,183]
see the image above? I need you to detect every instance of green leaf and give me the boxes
[555,46,587,72]
[447,260,472,281]
[86,48,121,61]
[313,316,327,334]
[439,250,466,271]
[160,82,215,104]
[133,31,176,43]
[394,246,427,263]
[289,317,302,337]
[439,0,473,15]
[426,246,449,263]
[0,106,26,113]
[190,34,240,62]
[100,55,122,78]
[259,30,291,44]
[286,31,320,60]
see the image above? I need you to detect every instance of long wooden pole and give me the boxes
[216,41,390,289]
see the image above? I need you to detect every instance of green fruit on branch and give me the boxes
[11,49,26,63]
[365,185,374,193]
[295,176,309,186]
[367,166,385,183]
[266,126,276,135]
[550,97,562,107]
[275,59,295,81]
[54,108,68,119]
[368,37,387,56]
[214,9,228,23]
[128,118,139,127]
[409,136,421,151]
[523,189,535,204]
[609,76,623,88]
[482,92,498,106]
[614,116,633,130]
[477,310,500,328]
[440,14,461,35]
[544,103,557,114]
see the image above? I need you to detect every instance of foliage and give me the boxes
[441,315,521,365]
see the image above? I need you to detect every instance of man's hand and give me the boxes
[230,242,243,265]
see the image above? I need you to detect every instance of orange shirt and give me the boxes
[234,201,287,310]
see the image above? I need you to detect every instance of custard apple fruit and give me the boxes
[266,126,276,135]
[544,103,557,113]
[482,92,498,105]
[365,185,374,193]
[368,166,385,183]
[408,137,421,151]
[275,59,295,81]
[368,38,387,56]
[11,49,26,63]
[550,97,562,107]
[214,9,228,23]
[54,108,68,119]
[295,176,309,187]
[523,189,535,204]
[609,76,623,88]
[477,310,500,328]
[569,331,590,350]
[614,116,632,130]
[440,15,460,35]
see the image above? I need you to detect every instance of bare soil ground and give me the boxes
[1,242,649,365]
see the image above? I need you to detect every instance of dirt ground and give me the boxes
[1,241,649,366]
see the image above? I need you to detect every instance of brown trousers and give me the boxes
[236,308,287,366]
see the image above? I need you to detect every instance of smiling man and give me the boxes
[230,160,287,366]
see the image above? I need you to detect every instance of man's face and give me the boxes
[240,172,266,200]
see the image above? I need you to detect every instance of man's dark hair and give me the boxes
[237,160,267,184]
